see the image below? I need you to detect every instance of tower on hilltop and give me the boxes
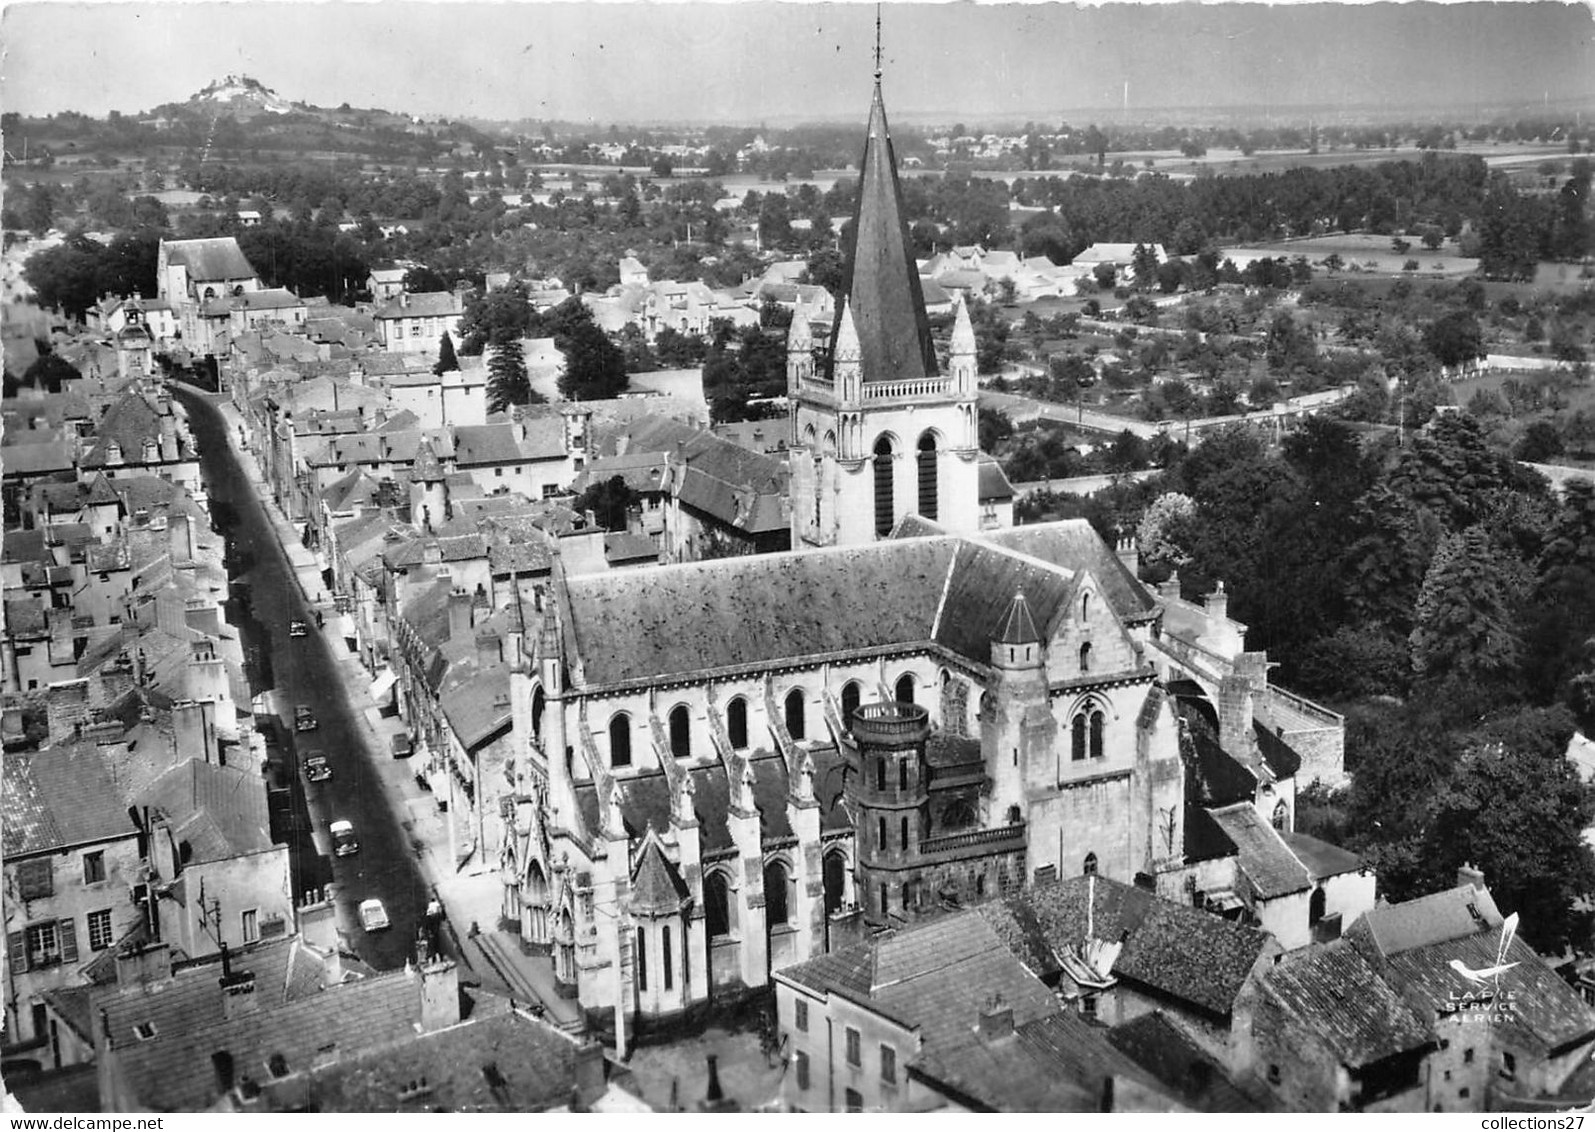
[787,67,980,547]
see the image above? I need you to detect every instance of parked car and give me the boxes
[390,732,413,758]
[295,705,318,732]
[359,898,390,933]
[303,753,331,783]
[329,819,359,857]
[289,619,309,638]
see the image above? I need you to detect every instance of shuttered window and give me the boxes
[17,859,53,900]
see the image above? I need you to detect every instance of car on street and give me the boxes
[295,704,318,732]
[303,753,331,783]
[289,619,309,638]
[390,732,413,758]
[330,819,359,857]
[359,898,390,933]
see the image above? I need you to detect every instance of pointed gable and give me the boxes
[829,79,938,384]
[629,833,689,916]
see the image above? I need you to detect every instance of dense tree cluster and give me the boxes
[1092,413,1595,949]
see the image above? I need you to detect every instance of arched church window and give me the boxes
[784,687,806,740]
[531,685,545,744]
[878,816,888,851]
[873,436,894,537]
[842,681,861,728]
[1089,710,1105,760]
[764,861,791,927]
[727,696,748,750]
[669,705,691,759]
[1309,886,1326,927]
[636,926,648,991]
[1006,804,1022,825]
[1272,799,1290,831]
[609,712,631,768]
[1081,592,1091,621]
[1079,642,1092,673]
[895,674,915,705]
[1083,852,1099,877]
[917,433,938,521]
[1072,715,1087,762]
[705,871,734,937]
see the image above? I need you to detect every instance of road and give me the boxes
[175,384,432,971]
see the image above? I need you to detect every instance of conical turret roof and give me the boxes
[950,293,976,356]
[997,590,1040,645]
[828,78,938,384]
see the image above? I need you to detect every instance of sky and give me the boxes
[2,0,1593,126]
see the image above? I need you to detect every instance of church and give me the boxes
[496,69,1360,1038]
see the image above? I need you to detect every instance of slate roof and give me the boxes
[979,522,1158,622]
[164,237,257,281]
[573,752,795,853]
[569,451,671,496]
[81,393,173,468]
[94,947,433,1111]
[978,457,1014,501]
[605,532,659,566]
[976,875,1274,1020]
[1386,934,1595,1057]
[1208,803,1311,899]
[1259,939,1431,1068]
[918,1007,1170,1112]
[557,520,1157,690]
[134,757,275,862]
[1279,830,1363,880]
[2,440,76,477]
[1348,885,1504,961]
[630,837,691,915]
[295,1002,627,1113]
[453,417,567,465]
[781,912,1059,1045]
[373,291,464,320]
[1106,1012,1264,1112]
[2,743,139,858]
[1174,694,1262,808]
[827,80,939,385]
[3,528,50,567]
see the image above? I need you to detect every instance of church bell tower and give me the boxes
[788,58,980,548]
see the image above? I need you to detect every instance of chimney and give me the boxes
[511,403,526,443]
[475,631,503,667]
[1217,674,1256,760]
[115,941,172,988]
[1457,862,1485,892]
[169,513,194,563]
[573,1042,607,1107]
[417,956,461,1032]
[448,588,474,640]
[1204,580,1229,625]
[976,995,1015,1041]
[1157,570,1181,602]
[1115,536,1140,579]
[400,291,411,309]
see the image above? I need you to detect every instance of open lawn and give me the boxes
[1225,233,1479,277]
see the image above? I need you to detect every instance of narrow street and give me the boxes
[174,384,431,971]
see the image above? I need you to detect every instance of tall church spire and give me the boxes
[829,61,938,384]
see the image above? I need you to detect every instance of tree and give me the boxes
[1409,527,1524,688]
[485,336,533,414]
[1515,421,1565,463]
[459,283,535,355]
[978,406,1014,453]
[1422,310,1484,369]
[573,475,637,531]
[1427,711,1595,952]
[555,318,628,401]
[433,331,460,375]
[1135,492,1196,572]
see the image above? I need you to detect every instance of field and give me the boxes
[1223,233,1479,277]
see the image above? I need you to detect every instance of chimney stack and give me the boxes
[1115,536,1140,579]
[977,995,1015,1041]
[1217,674,1256,761]
[1157,570,1181,603]
[448,588,474,640]
[417,956,461,1032]
[1457,862,1485,892]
